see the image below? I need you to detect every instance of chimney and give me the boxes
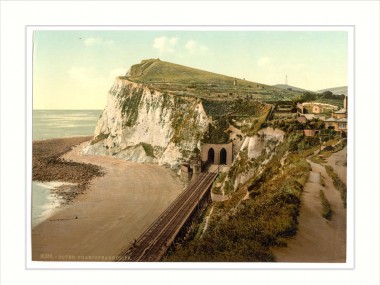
[344,95,347,110]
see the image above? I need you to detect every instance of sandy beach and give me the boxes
[32,138,183,261]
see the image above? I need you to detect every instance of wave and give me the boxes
[32,181,77,228]
[32,110,100,140]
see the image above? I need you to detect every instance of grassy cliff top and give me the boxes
[126,59,259,86]
[122,59,302,101]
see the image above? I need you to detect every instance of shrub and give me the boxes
[319,190,332,220]
[140,142,155,158]
[325,165,347,208]
[202,117,230,144]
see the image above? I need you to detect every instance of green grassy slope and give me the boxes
[124,59,301,101]
[127,59,260,86]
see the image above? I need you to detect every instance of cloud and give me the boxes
[153,36,179,52]
[257,57,271,67]
[83,37,114,46]
[185,40,209,53]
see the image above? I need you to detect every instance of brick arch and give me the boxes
[201,143,233,165]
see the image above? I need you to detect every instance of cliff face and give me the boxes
[84,77,210,167]
[212,127,285,196]
[84,59,273,169]
[233,127,285,188]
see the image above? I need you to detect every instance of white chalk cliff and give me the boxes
[84,77,210,168]
[215,127,285,195]
[84,59,271,172]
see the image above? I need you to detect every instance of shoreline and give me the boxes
[32,136,99,227]
[32,136,104,204]
[32,181,76,228]
[32,137,184,261]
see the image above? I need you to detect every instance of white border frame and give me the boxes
[2,1,380,285]
[26,25,355,270]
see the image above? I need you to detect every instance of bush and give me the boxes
[319,190,332,219]
[140,142,155,158]
[325,165,347,208]
[202,117,231,144]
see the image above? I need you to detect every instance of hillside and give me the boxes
[123,59,301,101]
[273,84,309,93]
[86,59,347,262]
[318,86,347,96]
[127,58,260,86]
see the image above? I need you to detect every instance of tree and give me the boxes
[294,92,317,103]
[322,91,333,97]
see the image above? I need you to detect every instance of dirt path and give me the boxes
[326,147,347,183]
[273,156,346,262]
[32,142,183,261]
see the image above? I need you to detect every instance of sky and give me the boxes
[33,30,348,110]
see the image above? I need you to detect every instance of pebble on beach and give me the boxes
[33,136,104,203]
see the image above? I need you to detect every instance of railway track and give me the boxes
[116,171,217,262]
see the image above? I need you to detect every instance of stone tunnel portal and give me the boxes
[201,143,233,165]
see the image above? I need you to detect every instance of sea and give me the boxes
[32,110,102,228]
[33,110,102,140]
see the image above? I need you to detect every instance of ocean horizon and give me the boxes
[33,109,102,140]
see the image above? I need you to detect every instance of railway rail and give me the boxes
[116,170,217,262]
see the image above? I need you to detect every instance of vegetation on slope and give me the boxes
[201,98,266,117]
[319,190,332,220]
[127,59,260,86]
[293,91,345,108]
[201,117,230,144]
[117,84,144,127]
[201,99,270,144]
[325,165,347,208]
[139,142,156,158]
[170,97,204,147]
[239,104,272,136]
[164,130,316,262]
[123,59,302,101]
[309,138,347,164]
